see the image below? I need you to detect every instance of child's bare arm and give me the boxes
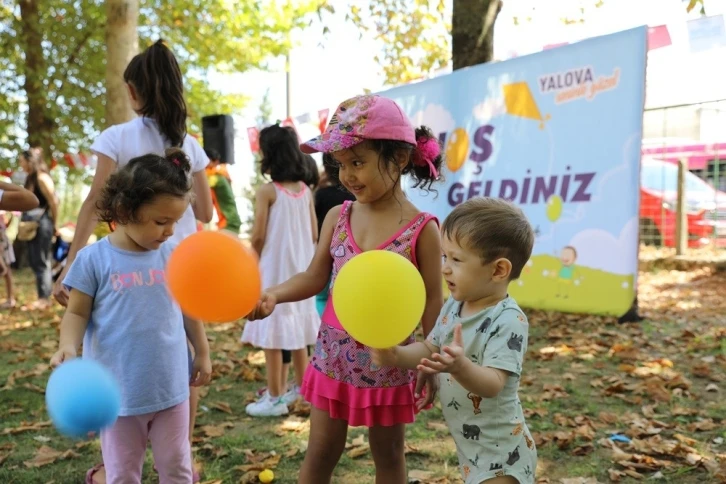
[417,323,510,398]
[0,181,39,212]
[50,290,92,367]
[450,362,510,398]
[372,340,438,370]
[250,206,339,320]
[183,315,212,387]
[268,206,338,302]
[250,184,275,256]
[183,315,210,360]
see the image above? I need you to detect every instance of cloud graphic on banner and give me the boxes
[567,217,638,275]
[472,96,506,122]
[411,104,455,137]
[593,131,641,203]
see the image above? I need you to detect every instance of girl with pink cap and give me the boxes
[248,94,444,483]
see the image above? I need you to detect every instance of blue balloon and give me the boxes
[45,359,121,438]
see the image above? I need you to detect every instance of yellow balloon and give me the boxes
[445,128,470,172]
[332,251,426,349]
[259,469,274,483]
[546,195,563,222]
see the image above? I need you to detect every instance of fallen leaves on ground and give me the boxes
[523,259,726,481]
[199,422,235,438]
[345,434,369,458]
[2,420,52,435]
[0,257,724,482]
[234,450,281,472]
[23,445,79,468]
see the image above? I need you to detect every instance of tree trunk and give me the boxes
[452,0,503,70]
[105,0,139,127]
[19,0,54,153]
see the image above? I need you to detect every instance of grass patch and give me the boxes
[0,269,724,483]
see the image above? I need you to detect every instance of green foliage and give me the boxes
[0,0,329,169]
[354,0,702,85]
[347,0,451,85]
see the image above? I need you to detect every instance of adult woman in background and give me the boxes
[19,148,58,310]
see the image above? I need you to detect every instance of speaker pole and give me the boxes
[285,51,292,118]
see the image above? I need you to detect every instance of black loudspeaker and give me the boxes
[202,114,235,164]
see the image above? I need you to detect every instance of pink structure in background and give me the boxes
[641,141,726,171]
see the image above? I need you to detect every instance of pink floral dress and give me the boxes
[300,201,437,427]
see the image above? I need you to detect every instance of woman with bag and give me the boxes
[18,148,58,310]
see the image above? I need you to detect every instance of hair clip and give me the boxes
[413,137,440,178]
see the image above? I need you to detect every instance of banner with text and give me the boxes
[382,27,647,317]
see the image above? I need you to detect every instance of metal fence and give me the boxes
[640,101,726,253]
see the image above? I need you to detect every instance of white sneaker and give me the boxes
[246,391,268,413]
[245,393,289,417]
[282,384,301,405]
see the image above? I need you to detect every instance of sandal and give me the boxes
[85,463,104,484]
[0,300,16,309]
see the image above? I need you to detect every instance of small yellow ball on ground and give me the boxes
[259,469,274,483]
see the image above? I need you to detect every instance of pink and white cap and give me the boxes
[300,95,416,154]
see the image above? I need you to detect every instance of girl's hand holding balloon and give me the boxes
[190,353,212,387]
[417,325,467,376]
[248,292,277,321]
[371,347,399,367]
[50,346,77,368]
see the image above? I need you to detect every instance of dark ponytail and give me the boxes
[124,40,187,147]
[96,148,192,224]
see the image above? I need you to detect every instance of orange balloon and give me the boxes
[167,231,261,322]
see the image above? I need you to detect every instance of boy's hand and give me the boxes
[190,353,212,387]
[417,324,467,376]
[247,292,277,321]
[50,346,77,368]
[370,347,398,367]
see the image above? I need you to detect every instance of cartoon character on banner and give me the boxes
[553,245,579,298]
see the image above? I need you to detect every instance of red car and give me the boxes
[640,158,726,247]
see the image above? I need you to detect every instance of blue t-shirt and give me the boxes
[64,238,189,416]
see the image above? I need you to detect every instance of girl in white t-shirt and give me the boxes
[53,39,213,484]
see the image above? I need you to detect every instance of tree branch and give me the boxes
[476,0,502,50]
[53,25,103,96]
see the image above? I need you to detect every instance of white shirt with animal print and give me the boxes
[428,296,537,484]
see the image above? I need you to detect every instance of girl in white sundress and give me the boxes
[243,124,321,417]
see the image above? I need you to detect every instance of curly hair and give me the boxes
[96,148,192,224]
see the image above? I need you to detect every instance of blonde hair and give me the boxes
[442,197,534,280]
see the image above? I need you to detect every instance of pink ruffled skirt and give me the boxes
[301,322,418,427]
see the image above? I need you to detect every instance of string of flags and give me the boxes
[247,109,330,154]
[542,14,726,54]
